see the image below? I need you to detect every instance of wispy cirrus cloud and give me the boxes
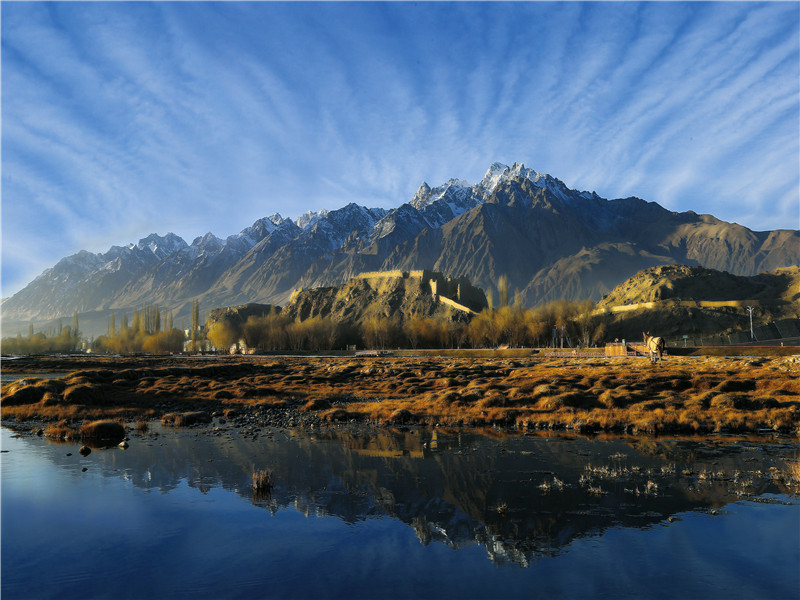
[2,1,797,296]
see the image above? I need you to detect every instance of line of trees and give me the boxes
[93,303,185,354]
[203,299,606,353]
[2,301,209,356]
[206,312,344,352]
[1,313,81,355]
[359,299,604,350]
[1,296,607,356]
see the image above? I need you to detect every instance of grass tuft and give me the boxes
[252,468,273,501]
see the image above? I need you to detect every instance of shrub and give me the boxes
[2,384,45,406]
[752,397,780,408]
[323,408,349,422]
[45,420,76,440]
[479,393,506,408]
[64,384,100,404]
[301,397,331,411]
[388,408,414,424]
[598,390,618,408]
[161,411,212,426]
[715,379,757,393]
[710,394,749,410]
[40,391,60,406]
[79,420,125,442]
[536,397,565,411]
[252,469,273,492]
[438,392,462,405]
[557,391,600,409]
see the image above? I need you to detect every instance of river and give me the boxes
[2,422,798,599]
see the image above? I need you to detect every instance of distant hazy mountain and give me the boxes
[3,162,798,335]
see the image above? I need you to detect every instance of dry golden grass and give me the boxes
[2,354,799,434]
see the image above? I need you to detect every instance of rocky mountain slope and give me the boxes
[595,265,800,342]
[281,270,487,326]
[3,162,798,337]
[598,264,800,307]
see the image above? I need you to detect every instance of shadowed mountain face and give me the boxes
[3,163,797,336]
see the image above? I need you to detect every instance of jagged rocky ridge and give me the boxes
[3,162,798,335]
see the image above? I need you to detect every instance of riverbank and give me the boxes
[2,354,799,435]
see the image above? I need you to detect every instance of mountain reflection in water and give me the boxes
[8,423,797,569]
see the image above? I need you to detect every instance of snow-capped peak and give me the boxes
[267,213,286,227]
[412,182,432,206]
[473,161,578,202]
[478,162,511,193]
[135,233,188,259]
[476,162,543,194]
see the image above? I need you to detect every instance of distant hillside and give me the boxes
[595,265,800,343]
[281,270,487,326]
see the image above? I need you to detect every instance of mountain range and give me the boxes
[3,162,798,336]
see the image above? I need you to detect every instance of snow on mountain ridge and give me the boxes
[306,203,388,251]
[297,209,329,230]
[135,232,188,258]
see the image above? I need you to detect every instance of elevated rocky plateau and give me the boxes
[281,270,487,326]
[596,265,800,342]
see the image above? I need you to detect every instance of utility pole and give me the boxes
[746,306,755,342]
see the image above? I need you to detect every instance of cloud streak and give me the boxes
[2,1,797,295]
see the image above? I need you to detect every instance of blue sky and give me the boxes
[2,1,798,297]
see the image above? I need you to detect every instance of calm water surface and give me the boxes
[2,423,798,599]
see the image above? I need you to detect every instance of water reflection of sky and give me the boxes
[2,426,798,599]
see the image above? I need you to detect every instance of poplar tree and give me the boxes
[497,275,509,307]
[190,299,201,347]
[72,311,80,342]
